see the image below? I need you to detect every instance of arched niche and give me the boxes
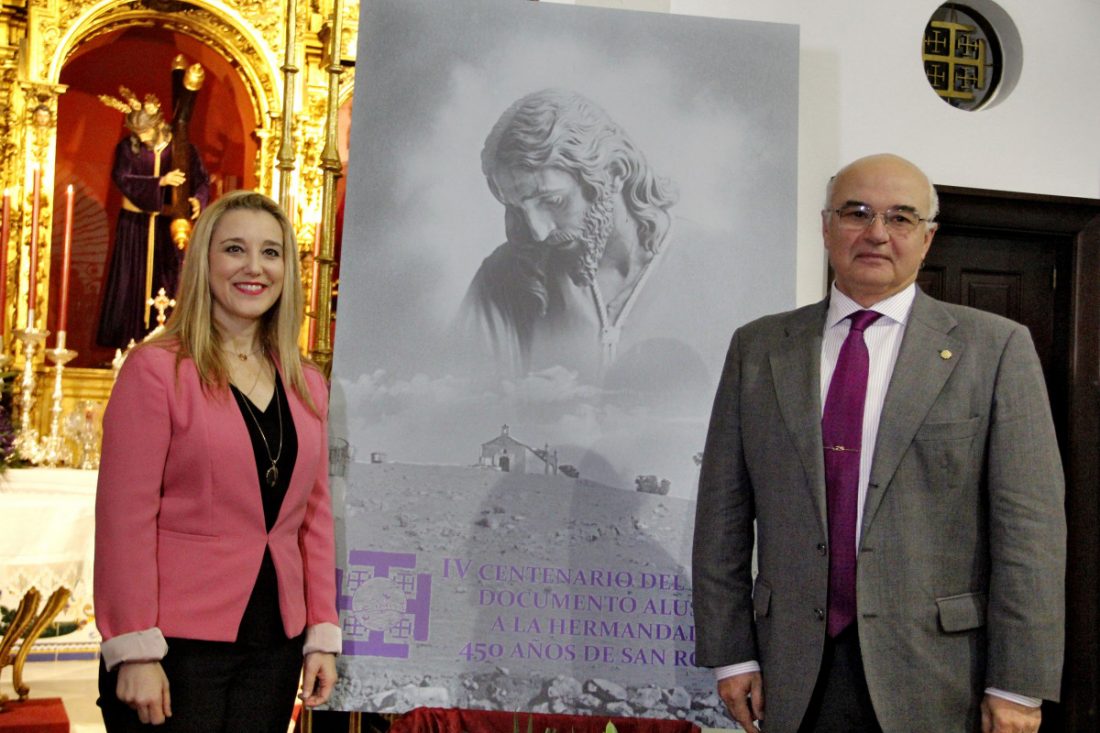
[45,3,283,366]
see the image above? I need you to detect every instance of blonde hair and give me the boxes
[149,190,318,412]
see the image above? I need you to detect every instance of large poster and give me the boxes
[328,0,798,726]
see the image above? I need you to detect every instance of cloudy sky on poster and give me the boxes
[331,0,797,498]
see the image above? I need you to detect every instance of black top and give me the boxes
[229,375,299,644]
[230,376,298,532]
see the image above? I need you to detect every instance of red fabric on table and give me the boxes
[389,707,700,733]
[0,697,70,733]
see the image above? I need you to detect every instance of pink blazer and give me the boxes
[94,343,340,669]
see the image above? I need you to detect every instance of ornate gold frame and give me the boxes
[0,0,357,442]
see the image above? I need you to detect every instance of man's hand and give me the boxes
[300,651,338,708]
[981,694,1041,733]
[160,169,186,187]
[116,661,171,725]
[718,671,764,733]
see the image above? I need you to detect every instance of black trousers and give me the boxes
[797,624,883,733]
[98,633,304,733]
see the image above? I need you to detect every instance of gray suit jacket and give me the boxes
[692,290,1066,733]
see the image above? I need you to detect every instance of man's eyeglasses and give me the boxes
[827,204,931,235]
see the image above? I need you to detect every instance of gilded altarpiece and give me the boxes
[0,0,356,455]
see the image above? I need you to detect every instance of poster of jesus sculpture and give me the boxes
[328,0,798,725]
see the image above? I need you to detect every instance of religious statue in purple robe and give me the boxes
[96,86,210,349]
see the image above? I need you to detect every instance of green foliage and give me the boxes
[0,605,80,638]
[512,713,556,733]
[0,399,18,469]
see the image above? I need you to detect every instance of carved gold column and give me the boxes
[16,83,64,332]
[308,0,345,377]
[17,0,67,336]
[0,3,24,355]
[9,83,63,452]
[277,0,300,212]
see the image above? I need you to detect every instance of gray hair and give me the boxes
[823,156,940,223]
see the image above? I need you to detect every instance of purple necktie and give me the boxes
[822,309,881,637]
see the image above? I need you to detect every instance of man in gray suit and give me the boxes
[692,154,1065,733]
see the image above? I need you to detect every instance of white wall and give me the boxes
[556,0,1100,304]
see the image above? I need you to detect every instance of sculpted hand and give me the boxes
[188,196,201,219]
[981,694,1041,733]
[718,671,764,733]
[116,661,171,725]
[300,652,338,707]
[160,169,186,187]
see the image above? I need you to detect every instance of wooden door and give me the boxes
[918,226,1069,438]
[926,187,1100,733]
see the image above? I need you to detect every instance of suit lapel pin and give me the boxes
[939,349,953,360]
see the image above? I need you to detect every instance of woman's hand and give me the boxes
[300,651,338,707]
[116,661,172,725]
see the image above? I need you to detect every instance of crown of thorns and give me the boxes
[98,87,164,134]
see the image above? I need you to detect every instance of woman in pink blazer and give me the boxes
[94,190,340,731]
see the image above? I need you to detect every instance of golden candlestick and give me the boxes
[41,330,76,466]
[13,312,47,462]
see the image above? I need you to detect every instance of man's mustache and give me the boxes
[543,229,576,247]
[509,228,581,253]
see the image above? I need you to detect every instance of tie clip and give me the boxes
[825,444,860,453]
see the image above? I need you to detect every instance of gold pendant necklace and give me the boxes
[223,344,264,362]
[237,379,283,488]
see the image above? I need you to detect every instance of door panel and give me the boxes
[929,188,1100,733]
[919,229,1063,414]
